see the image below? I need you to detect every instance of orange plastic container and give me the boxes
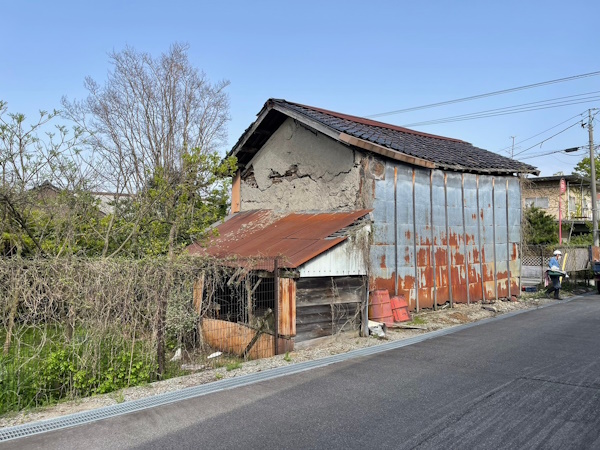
[368,289,394,325]
[390,295,411,322]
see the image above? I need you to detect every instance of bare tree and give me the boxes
[63,43,230,194]
[63,43,233,260]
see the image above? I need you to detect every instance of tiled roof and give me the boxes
[267,99,538,175]
[187,209,370,270]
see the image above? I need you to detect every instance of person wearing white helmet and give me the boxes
[546,250,564,299]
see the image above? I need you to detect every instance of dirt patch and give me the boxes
[0,294,577,428]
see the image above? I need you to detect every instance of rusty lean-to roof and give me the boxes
[187,209,371,269]
[231,98,539,176]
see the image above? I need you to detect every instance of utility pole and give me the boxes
[510,136,516,159]
[589,109,598,246]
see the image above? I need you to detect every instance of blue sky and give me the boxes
[2,0,599,177]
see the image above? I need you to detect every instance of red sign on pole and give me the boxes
[560,178,566,193]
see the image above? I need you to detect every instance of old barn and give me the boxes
[190,99,538,352]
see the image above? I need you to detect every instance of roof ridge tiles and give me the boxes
[271,98,466,144]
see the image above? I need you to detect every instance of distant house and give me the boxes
[189,99,538,350]
[31,181,127,216]
[522,174,600,237]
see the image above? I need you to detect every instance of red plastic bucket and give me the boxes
[368,290,394,325]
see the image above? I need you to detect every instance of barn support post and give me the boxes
[476,175,485,301]
[394,167,398,296]
[274,258,279,356]
[461,174,470,304]
[492,177,498,301]
[506,179,512,297]
[444,173,453,308]
[412,168,419,312]
[430,170,437,310]
[362,276,369,337]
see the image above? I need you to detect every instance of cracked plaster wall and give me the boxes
[241,118,367,212]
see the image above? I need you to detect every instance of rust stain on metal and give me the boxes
[419,236,432,246]
[509,279,520,297]
[188,209,371,269]
[405,230,412,240]
[370,277,395,296]
[469,283,483,302]
[380,255,387,269]
[482,263,495,282]
[452,282,469,304]
[417,248,430,266]
[448,232,458,247]
[398,275,415,290]
[511,243,519,260]
[436,287,450,304]
[418,287,434,308]
[454,251,465,266]
[434,247,447,267]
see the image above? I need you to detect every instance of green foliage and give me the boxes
[407,316,427,326]
[283,352,292,362]
[573,155,600,181]
[225,361,242,371]
[566,229,593,246]
[523,206,559,245]
[1,332,156,414]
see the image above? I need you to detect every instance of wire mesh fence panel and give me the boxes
[198,258,280,360]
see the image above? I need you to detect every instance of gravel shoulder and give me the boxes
[0,293,578,428]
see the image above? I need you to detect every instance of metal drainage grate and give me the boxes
[0,296,577,442]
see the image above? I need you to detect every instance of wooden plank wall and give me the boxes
[278,278,296,337]
[295,276,366,342]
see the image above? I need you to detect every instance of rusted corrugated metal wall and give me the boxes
[371,161,522,310]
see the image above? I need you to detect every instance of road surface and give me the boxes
[3,295,600,449]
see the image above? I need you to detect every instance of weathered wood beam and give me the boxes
[339,133,436,169]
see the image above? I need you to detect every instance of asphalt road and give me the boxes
[4,296,600,450]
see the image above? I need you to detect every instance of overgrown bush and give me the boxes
[0,256,226,414]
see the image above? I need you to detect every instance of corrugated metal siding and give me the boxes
[298,228,369,277]
[370,161,522,310]
[447,172,468,304]
[396,165,416,309]
[432,170,448,305]
[464,174,484,301]
[414,168,434,308]
[494,179,509,298]
[508,177,522,295]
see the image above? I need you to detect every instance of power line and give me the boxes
[401,94,600,128]
[496,113,584,153]
[366,70,600,118]
[519,146,587,161]
[513,121,583,157]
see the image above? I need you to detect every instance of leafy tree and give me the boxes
[0,101,93,256]
[523,206,559,245]
[573,155,600,181]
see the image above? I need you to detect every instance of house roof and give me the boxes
[187,209,371,270]
[231,99,539,176]
[525,174,598,186]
